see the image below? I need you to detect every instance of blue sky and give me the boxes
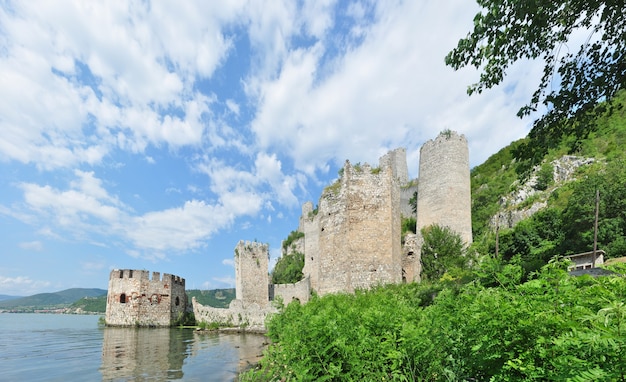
[0,1,544,296]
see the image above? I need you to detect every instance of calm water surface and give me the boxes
[0,313,267,381]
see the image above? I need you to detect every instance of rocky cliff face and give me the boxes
[491,155,596,229]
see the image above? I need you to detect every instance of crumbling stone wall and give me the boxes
[192,297,276,330]
[306,160,402,295]
[379,147,409,185]
[235,241,270,307]
[271,277,310,304]
[417,131,473,245]
[401,233,422,283]
[301,201,321,291]
[400,181,418,218]
[105,269,186,327]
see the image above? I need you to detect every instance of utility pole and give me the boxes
[495,215,499,258]
[592,189,599,268]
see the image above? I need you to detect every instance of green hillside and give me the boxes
[470,90,626,275]
[0,288,107,309]
[69,295,107,313]
[186,288,235,308]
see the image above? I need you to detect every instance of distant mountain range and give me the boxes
[0,287,237,313]
[0,294,22,301]
[0,288,107,309]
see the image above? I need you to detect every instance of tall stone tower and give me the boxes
[416,130,472,244]
[105,269,187,327]
[379,147,409,184]
[304,160,402,295]
[235,240,269,307]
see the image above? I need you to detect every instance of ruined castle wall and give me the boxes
[272,277,310,304]
[401,232,422,283]
[281,235,305,257]
[105,269,186,327]
[235,241,269,307]
[379,147,409,185]
[192,298,277,330]
[301,202,321,292]
[315,161,402,295]
[416,131,473,244]
[400,181,418,218]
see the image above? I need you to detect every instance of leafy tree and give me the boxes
[420,224,468,281]
[534,162,553,191]
[281,230,304,253]
[271,251,304,284]
[446,1,626,160]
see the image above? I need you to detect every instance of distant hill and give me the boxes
[0,294,22,301]
[0,288,107,309]
[0,287,237,313]
[186,288,235,308]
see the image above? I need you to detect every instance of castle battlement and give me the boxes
[105,269,187,327]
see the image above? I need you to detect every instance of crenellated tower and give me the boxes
[105,269,186,327]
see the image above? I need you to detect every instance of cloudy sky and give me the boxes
[0,0,543,296]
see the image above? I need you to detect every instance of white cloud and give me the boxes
[18,241,43,251]
[80,260,106,272]
[212,275,235,288]
[248,0,539,175]
[222,259,235,267]
[0,1,245,169]
[0,275,51,296]
[12,170,265,257]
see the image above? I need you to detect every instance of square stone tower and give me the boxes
[304,160,402,295]
[235,240,270,307]
[105,269,187,327]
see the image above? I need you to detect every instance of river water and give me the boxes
[0,313,267,381]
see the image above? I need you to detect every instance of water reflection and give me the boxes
[101,327,191,380]
[101,327,268,381]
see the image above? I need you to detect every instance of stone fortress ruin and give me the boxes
[192,130,472,329]
[105,269,187,327]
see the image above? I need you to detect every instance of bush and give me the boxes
[242,259,626,381]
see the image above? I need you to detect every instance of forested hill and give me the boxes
[470,90,626,274]
[0,288,107,309]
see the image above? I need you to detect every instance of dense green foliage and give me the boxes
[401,216,416,236]
[186,289,235,308]
[282,230,305,252]
[242,259,626,381]
[471,92,626,275]
[271,252,305,284]
[420,225,470,282]
[446,0,626,151]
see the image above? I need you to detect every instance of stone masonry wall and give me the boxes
[379,147,409,185]
[235,240,269,307]
[313,160,402,295]
[301,201,321,292]
[416,131,473,245]
[271,277,311,304]
[105,269,186,327]
[192,297,277,330]
[400,182,418,218]
[401,233,422,283]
